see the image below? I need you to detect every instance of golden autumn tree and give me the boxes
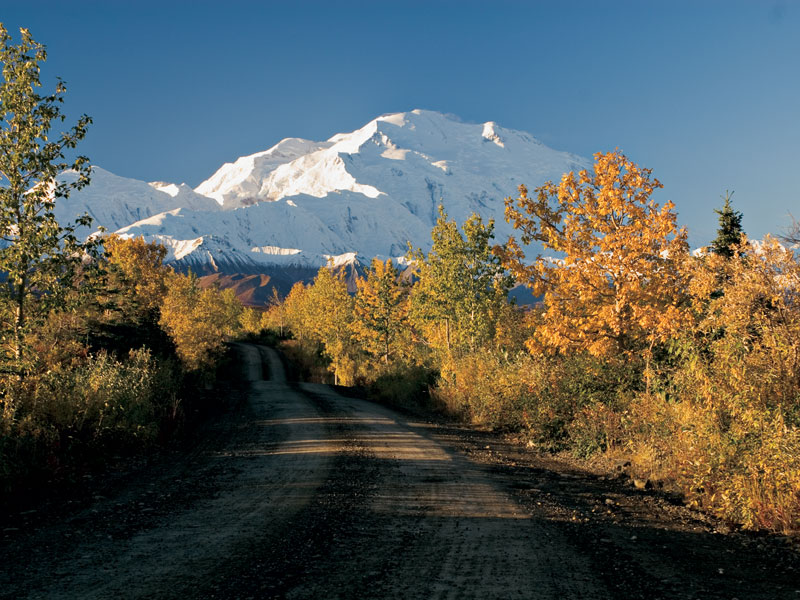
[353,258,409,365]
[102,235,170,324]
[304,266,358,385]
[158,272,242,371]
[283,281,311,341]
[498,151,689,361]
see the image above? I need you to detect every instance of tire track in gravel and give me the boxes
[267,383,608,600]
[1,344,339,599]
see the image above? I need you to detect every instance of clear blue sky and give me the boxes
[3,0,798,246]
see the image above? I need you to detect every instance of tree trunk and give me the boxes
[470,308,475,351]
[14,271,26,368]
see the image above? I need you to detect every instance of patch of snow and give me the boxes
[151,182,180,197]
[171,237,205,261]
[431,160,451,173]
[381,148,409,160]
[323,252,359,268]
[482,122,505,147]
[251,246,302,256]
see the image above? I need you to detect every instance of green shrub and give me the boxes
[368,363,437,409]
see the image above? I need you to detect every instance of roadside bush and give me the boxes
[433,351,640,448]
[0,349,181,494]
[368,362,437,410]
[616,241,800,531]
[619,348,800,531]
[433,351,530,429]
[621,380,800,532]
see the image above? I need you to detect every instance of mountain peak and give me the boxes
[194,137,331,207]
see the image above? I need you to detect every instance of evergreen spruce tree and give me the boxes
[710,191,745,258]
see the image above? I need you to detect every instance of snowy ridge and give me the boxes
[56,166,219,235]
[194,138,332,207]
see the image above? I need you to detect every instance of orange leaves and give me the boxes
[500,150,689,360]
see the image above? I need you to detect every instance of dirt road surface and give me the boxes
[2,344,798,599]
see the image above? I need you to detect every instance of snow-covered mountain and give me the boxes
[120,110,586,270]
[194,137,332,207]
[56,167,219,235]
[196,110,587,224]
[58,110,589,298]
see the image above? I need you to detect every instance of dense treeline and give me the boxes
[265,151,800,533]
[0,234,247,495]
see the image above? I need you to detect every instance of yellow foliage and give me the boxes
[499,151,690,360]
[490,301,531,354]
[239,307,263,335]
[305,267,358,385]
[281,269,358,385]
[352,259,409,365]
[283,281,312,341]
[615,238,800,531]
[102,235,170,321]
[158,272,242,371]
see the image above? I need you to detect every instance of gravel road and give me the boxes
[2,343,798,599]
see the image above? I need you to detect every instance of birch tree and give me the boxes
[0,25,93,372]
[353,258,408,365]
[409,207,512,356]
